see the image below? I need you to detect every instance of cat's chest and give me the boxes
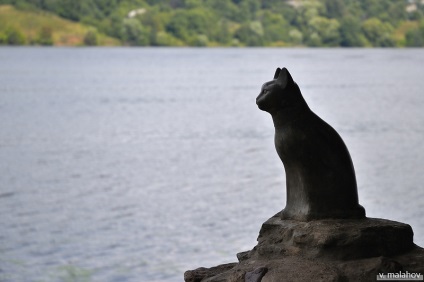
[274,123,309,156]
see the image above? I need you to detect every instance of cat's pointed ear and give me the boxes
[273,68,281,79]
[277,67,294,87]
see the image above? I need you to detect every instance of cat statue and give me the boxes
[256,68,365,221]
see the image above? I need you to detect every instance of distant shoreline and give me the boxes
[2,1,424,48]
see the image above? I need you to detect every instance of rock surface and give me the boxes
[184,215,424,282]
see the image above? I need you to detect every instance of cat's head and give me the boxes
[256,68,306,114]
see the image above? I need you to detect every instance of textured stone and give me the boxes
[184,263,237,282]
[245,267,268,282]
[184,216,424,282]
[256,67,365,221]
[236,251,250,262]
[254,216,414,260]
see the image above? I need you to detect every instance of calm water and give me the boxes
[0,47,423,281]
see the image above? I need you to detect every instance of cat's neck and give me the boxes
[271,104,311,128]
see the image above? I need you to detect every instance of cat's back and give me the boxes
[275,109,353,169]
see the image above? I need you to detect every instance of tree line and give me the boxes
[1,0,424,47]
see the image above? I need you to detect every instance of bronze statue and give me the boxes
[184,68,422,282]
[256,68,365,221]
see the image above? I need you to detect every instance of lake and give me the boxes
[0,47,423,281]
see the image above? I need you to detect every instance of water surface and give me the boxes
[0,47,423,281]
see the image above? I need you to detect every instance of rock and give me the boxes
[254,216,414,260]
[245,267,268,282]
[184,263,237,282]
[184,216,424,282]
[236,251,250,262]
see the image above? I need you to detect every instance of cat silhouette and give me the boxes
[256,68,365,221]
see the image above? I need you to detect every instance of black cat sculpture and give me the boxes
[256,68,365,221]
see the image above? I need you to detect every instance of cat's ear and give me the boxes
[273,68,281,79]
[277,68,294,87]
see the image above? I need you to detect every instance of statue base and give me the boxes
[253,215,414,260]
[184,216,424,282]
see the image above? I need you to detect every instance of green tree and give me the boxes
[5,26,26,45]
[93,0,119,17]
[307,16,340,46]
[50,0,88,21]
[166,10,190,41]
[406,21,424,47]
[339,16,367,47]
[121,18,149,46]
[169,0,185,9]
[0,31,8,45]
[307,32,321,46]
[349,1,364,17]
[362,18,394,47]
[239,0,260,21]
[205,0,238,20]
[185,0,202,9]
[279,2,297,24]
[408,10,423,21]
[107,13,126,39]
[166,8,215,44]
[155,31,183,46]
[359,0,387,19]
[292,0,324,42]
[387,1,407,26]
[212,19,232,45]
[260,11,290,44]
[323,0,345,18]
[37,26,53,45]
[139,9,167,46]
[289,29,303,45]
[4,0,424,47]
[84,30,98,46]
[234,21,264,46]
[192,34,209,46]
